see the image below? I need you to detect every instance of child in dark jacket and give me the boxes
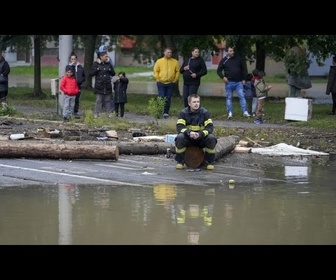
[113,71,129,117]
[60,65,79,122]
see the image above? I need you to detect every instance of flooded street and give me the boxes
[2,76,336,245]
[1,154,336,245]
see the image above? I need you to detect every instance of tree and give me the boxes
[81,35,98,90]
[32,35,43,97]
[0,34,57,97]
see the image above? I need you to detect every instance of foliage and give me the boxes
[0,102,17,116]
[148,96,166,119]
[10,65,153,77]
[284,47,312,76]
[82,109,113,128]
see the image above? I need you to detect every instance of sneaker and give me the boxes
[254,119,262,124]
[163,113,169,119]
[74,113,80,119]
[252,113,256,117]
[176,163,184,169]
[243,111,251,117]
[206,164,215,170]
[227,112,232,119]
[63,117,69,123]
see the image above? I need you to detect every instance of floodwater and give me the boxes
[1,158,336,245]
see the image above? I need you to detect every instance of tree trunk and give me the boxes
[214,136,238,159]
[82,35,97,90]
[118,141,175,155]
[33,35,43,97]
[255,41,266,72]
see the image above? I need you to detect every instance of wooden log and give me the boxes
[238,140,253,147]
[183,136,237,168]
[117,141,175,155]
[0,142,119,160]
[246,137,262,147]
[0,136,237,159]
[234,146,252,153]
[214,135,238,160]
[185,146,205,169]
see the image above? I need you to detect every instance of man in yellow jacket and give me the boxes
[153,47,180,119]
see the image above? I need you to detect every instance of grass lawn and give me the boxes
[10,65,328,83]
[5,65,334,134]
[5,86,336,131]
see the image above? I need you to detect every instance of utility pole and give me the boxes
[57,35,73,116]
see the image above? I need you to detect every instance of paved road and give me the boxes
[0,153,295,188]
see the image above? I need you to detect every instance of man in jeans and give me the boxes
[216,46,250,119]
[153,47,180,119]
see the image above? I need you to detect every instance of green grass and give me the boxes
[6,66,333,134]
[10,65,329,83]
[5,87,336,131]
[10,66,153,78]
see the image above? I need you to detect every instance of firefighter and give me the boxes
[175,94,217,170]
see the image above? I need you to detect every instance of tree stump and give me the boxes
[184,146,205,169]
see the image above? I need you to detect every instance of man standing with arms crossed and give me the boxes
[153,47,180,119]
[217,46,250,119]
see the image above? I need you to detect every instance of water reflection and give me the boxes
[1,162,336,245]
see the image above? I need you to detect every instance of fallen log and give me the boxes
[118,141,175,155]
[0,142,119,160]
[214,135,238,160]
[118,135,237,158]
[234,146,252,153]
[0,136,237,159]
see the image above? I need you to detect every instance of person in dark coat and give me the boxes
[180,47,207,108]
[326,56,336,115]
[0,52,10,103]
[113,71,129,117]
[216,46,250,119]
[90,51,115,118]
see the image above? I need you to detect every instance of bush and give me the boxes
[0,102,17,116]
[148,96,166,119]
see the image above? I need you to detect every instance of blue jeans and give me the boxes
[157,82,175,114]
[224,81,247,113]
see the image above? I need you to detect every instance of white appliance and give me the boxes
[285,97,312,121]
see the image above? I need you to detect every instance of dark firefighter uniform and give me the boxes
[175,106,217,165]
